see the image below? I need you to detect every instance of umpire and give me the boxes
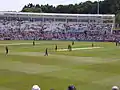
[44,48,48,56]
[5,46,9,55]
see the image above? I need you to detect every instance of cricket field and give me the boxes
[0,40,120,90]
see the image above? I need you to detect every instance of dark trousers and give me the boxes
[44,52,48,56]
[116,42,118,46]
[6,50,8,55]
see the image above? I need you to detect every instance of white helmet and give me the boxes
[32,85,40,90]
[112,86,119,90]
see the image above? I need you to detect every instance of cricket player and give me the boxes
[72,41,74,45]
[92,43,94,47]
[55,45,57,51]
[5,46,8,55]
[68,45,72,51]
[33,41,35,46]
[32,85,40,90]
[44,48,48,56]
[115,40,118,46]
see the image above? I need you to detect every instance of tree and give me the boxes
[21,0,120,16]
[116,11,120,24]
[22,3,42,13]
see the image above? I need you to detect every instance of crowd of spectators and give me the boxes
[32,85,119,90]
[0,17,119,41]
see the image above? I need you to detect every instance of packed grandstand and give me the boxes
[0,11,119,41]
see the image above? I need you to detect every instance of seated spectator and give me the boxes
[0,16,119,41]
[112,86,119,90]
[32,85,40,90]
[68,85,76,90]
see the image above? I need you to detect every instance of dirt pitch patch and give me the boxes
[57,47,102,51]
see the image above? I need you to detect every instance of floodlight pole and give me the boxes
[97,0,100,14]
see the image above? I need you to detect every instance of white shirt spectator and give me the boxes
[32,85,40,90]
[112,86,119,90]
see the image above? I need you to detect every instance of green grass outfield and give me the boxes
[0,40,120,90]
